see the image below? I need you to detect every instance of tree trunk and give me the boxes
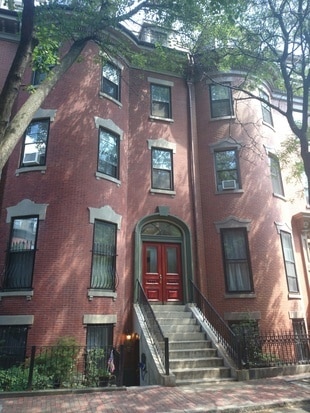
[299,132,310,205]
[0,38,88,172]
[0,0,35,140]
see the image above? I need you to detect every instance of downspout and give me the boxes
[186,55,207,296]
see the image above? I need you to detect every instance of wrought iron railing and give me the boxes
[136,280,169,375]
[190,280,241,368]
[190,280,310,370]
[91,243,117,290]
[2,250,35,290]
[0,345,124,391]
[239,330,310,368]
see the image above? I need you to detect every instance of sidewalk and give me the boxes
[1,374,310,413]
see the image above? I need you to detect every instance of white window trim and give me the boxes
[94,117,123,184]
[148,77,174,122]
[0,315,34,325]
[83,314,117,324]
[266,149,286,200]
[214,215,251,233]
[15,109,56,175]
[275,222,300,297]
[99,57,123,106]
[87,205,121,300]
[210,139,243,194]
[6,199,48,223]
[88,205,122,229]
[4,199,47,300]
[148,139,176,195]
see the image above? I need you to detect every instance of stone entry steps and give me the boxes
[152,304,232,385]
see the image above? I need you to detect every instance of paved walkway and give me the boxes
[1,374,310,413]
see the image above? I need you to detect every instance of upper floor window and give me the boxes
[260,90,273,126]
[91,220,117,291]
[3,216,38,290]
[269,154,284,196]
[32,70,47,86]
[140,24,168,46]
[221,228,253,293]
[20,119,50,167]
[32,66,54,86]
[151,148,173,190]
[280,231,299,294]
[98,128,120,179]
[102,62,121,101]
[151,84,171,119]
[209,83,233,118]
[215,149,240,191]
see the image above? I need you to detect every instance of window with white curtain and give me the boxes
[280,231,299,293]
[221,228,253,293]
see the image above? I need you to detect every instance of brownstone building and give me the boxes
[0,7,309,384]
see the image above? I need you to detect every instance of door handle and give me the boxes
[159,274,162,284]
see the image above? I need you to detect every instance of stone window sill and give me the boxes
[0,290,34,300]
[88,289,117,301]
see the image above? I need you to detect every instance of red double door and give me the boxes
[142,242,183,303]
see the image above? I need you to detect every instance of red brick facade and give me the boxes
[0,10,309,355]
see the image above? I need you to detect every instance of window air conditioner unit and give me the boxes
[23,152,40,165]
[222,179,237,190]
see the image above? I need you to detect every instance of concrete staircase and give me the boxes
[152,304,231,385]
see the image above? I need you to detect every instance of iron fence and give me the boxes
[239,331,310,368]
[191,280,310,370]
[0,344,124,392]
[136,280,169,375]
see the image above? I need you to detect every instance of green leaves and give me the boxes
[32,25,60,73]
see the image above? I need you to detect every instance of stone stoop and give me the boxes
[152,304,232,385]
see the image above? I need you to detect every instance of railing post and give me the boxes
[118,344,124,387]
[27,345,36,390]
[164,337,169,375]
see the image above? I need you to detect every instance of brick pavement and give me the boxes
[1,375,310,413]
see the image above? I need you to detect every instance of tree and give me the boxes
[0,0,242,173]
[194,0,310,199]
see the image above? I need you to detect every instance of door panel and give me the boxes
[143,242,182,303]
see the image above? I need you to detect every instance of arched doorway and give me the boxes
[135,213,193,304]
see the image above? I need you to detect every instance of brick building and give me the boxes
[0,7,309,383]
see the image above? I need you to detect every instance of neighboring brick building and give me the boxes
[0,7,309,374]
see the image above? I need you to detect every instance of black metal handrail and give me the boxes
[190,280,241,368]
[136,280,169,375]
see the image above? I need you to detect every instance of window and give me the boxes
[4,217,38,290]
[101,62,120,101]
[32,70,47,86]
[98,128,120,179]
[215,149,240,191]
[221,228,253,293]
[269,154,284,196]
[140,24,168,46]
[0,326,28,368]
[20,119,50,167]
[91,220,117,290]
[32,66,53,86]
[280,231,299,293]
[151,148,173,190]
[87,324,113,349]
[151,84,171,119]
[292,319,310,361]
[210,83,233,118]
[260,90,273,126]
